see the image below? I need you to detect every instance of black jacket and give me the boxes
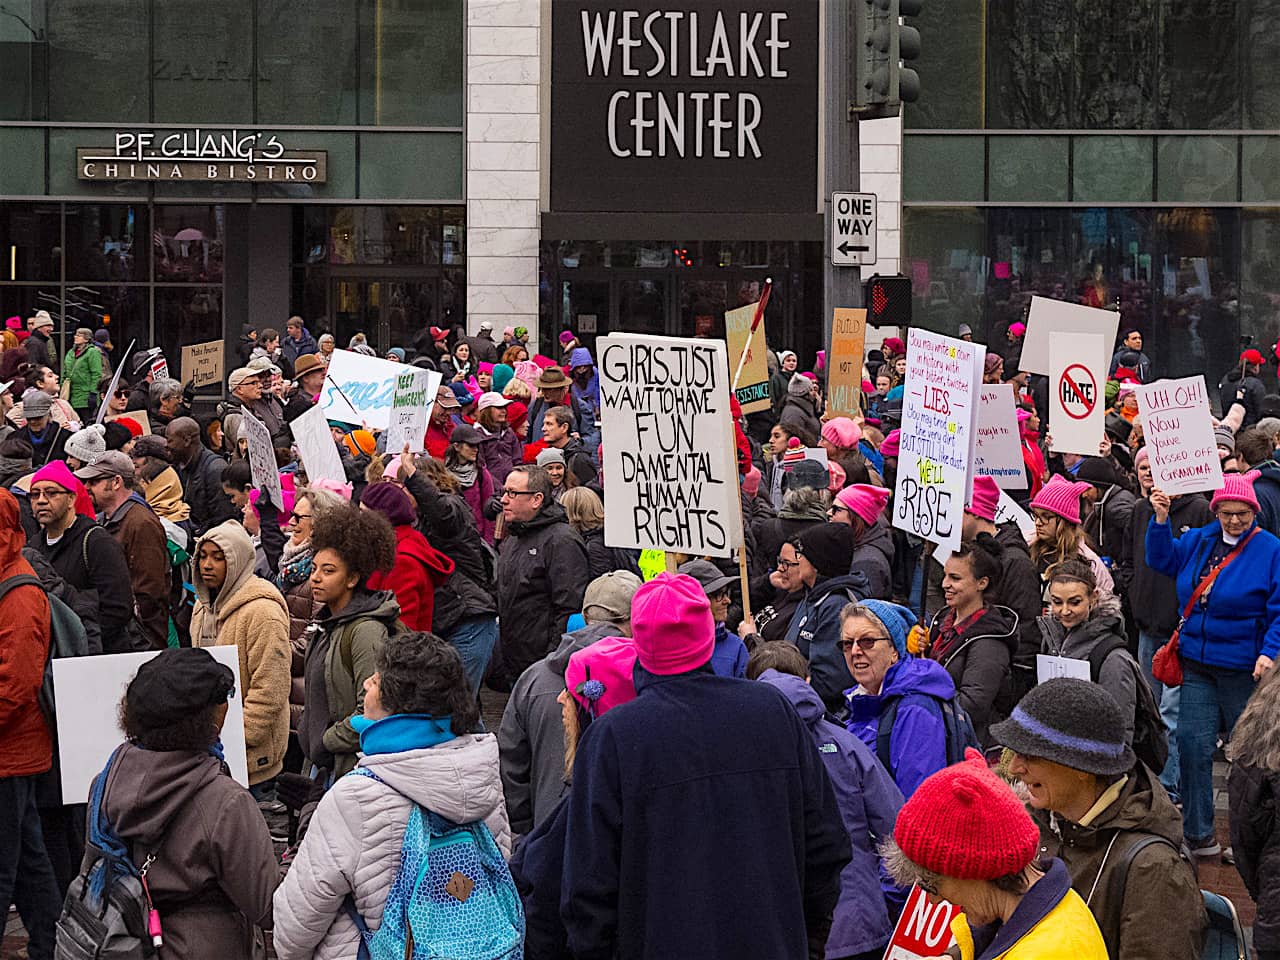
[495,503,590,680]
[850,515,894,600]
[927,603,1018,747]
[179,446,234,537]
[1124,494,1212,636]
[1083,484,1136,567]
[24,330,52,371]
[17,422,69,468]
[993,522,1046,694]
[1230,761,1280,952]
[581,526,641,580]
[1220,368,1267,428]
[33,515,137,650]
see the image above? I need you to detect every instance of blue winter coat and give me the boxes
[844,656,957,798]
[1145,517,1280,671]
[760,670,903,959]
[787,572,868,713]
[281,326,318,363]
[561,666,850,960]
[711,623,749,678]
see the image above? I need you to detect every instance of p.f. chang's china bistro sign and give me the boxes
[77,130,327,183]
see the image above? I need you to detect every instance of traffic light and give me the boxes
[865,274,912,327]
[853,0,924,119]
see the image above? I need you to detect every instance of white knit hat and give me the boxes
[65,423,107,465]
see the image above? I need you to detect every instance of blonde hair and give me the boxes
[562,486,604,533]
[1030,514,1086,573]
[502,378,532,402]
[1,330,18,352]
[562,693,582,782]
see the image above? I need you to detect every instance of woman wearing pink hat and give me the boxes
[1147,471,1280,858]
[829,483,894,599]
[1028,474,1115,604]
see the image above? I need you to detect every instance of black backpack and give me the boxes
[1086,637,1169,774]
[876,691,980,773]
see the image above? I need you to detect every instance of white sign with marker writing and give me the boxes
[974,384,1025,489]
[1136,375,1224,495]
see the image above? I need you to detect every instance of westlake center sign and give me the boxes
[551,2,818,213]
[78,129,327,183]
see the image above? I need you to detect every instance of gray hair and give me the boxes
[149,378,184,404]
[880,836,1033,895]
[1229,670,1280,772]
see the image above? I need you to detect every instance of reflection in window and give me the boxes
[153,207,225,283]
[257,0,359,125]
[46,1,150,122]
[0,204,63,282]
[325,207,446,266]
[152,0,253,123]
[64,205,149,282]
[358,0,463,126]
[154,288,222,374]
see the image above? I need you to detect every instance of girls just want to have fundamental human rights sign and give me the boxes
[597,333,743,559]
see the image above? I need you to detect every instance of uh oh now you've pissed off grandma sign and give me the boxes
[550,1,819,214]
[599,334,743,559]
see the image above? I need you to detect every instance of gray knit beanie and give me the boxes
[989,678,1136,776]
[787,373,812,397]
[65,423,107,465]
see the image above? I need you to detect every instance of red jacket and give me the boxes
[426,419,455,461]
[0,489,53,777]
[366,525,455,632]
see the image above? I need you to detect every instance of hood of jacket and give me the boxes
[102,744,228,847]
[846,655,958,722]
[1256,459,1280,485]
[508,500,570,537]
[758,669,825,727]
[778,486,830,522]
[1038,594,1124,657]
[854,513,894,562]
[192,520,260,615]
[144,466,190,521]
[359,733,504,824]
[545,620,620,678]
[930,604,1020,662]
[393,525,455,584]
[809,571,872,604]
[322,588,401,630]
[1037,761,1183,849]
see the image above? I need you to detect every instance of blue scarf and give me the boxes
[351,714,456,756]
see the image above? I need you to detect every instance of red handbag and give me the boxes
[1152,527,1259,687]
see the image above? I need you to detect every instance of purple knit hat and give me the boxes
[566,636,639,719]
[631,573,714,675]
[360,480,416,527]
[1029,474,1093,525]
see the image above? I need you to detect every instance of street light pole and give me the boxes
[824,0,863,356]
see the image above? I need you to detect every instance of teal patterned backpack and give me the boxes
[342,768,524,960]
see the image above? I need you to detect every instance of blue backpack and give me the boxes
[875,691,980,772]
[342,769,524,960]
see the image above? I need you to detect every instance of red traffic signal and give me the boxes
[864,274,912,326]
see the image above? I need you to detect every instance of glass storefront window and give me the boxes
[324,207,447,266]
[907,1,983,129]
[1072,137,1155,203]
[154,287,223,374]
[257,0,359,126]
[64,205,149,283]
[358,0,464,126]
[152,0,253,123]
[1157,136,1238,203]
[153,206,225,283]
[0,203,62,282]
[903,137,985,202]
[988,137,1069,202]
[902,207,986,337]
[1241,211,1280,363]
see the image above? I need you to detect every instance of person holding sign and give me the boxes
[1146,472,1280,858]
[883,750,1108,960]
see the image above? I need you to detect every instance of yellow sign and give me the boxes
[181,339,224,388]
[724,301,771,414]
[827,308,867,417]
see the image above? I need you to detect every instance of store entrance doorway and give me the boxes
[330,277,439,355]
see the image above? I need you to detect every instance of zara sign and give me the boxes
[77,129,327,183]
[550,1,818,214]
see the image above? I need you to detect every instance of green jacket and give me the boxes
[61,344,103,409]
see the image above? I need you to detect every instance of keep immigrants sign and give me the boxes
[550,1,819,213]
[78,129,326,183]
[599,333,742,558]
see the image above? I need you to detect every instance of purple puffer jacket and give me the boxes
[478,426,523,488]
[457,465,496,544]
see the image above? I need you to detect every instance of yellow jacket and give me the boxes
[951,861,1107,960]
[145,466,191,522]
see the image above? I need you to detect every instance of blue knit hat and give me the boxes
[854,599,917,656]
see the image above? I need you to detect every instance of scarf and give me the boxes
[351,714,456,755]
[277,538,315,590]
[450,461,478,489]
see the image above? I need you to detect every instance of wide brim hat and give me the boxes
[536,367,570,389]
[292,354,325,378]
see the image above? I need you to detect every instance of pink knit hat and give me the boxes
[30,460,78,492]
[880,429,901,458]
[1210,470,1260,514]
[835,483,891,525]
[631,573,714,675]
[1030,474,1093,525]
[821,417,862,450]
[566,636,638,719]
[966,475,1001,522]
[742,465,762,498]
[828,462,847,493]
[1135,447,1149,468]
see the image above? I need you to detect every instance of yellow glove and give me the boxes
[907,623,930,656]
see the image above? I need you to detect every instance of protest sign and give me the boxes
[320,348,413,430]
[181,338,224,388]
[1049,331,1106,456]
[598,333,743,559]
[290,403,348,486]
[828,307,868,418]
[384,366,442,454]
[995,489,1036,540]
[151,355,169,381]
[1020,296,1118,376]
[1136,375,1224,495]
[240,410,284,509]
[974,384,1024,488]
[884,885,960,960]
[95,338,135,424]
[106,409,151,435]
[891,329,983,554]
[724,301,771,414]
[54,646,247,804]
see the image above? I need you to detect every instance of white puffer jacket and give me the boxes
[272,734,513,960]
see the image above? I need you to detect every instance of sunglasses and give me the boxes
[289,510,313,523]
[114,388,130,398]
[839,635,889,653]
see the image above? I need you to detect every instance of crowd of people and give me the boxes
[0,308,1277,959]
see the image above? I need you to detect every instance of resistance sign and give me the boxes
[598,333,742,559]
[891,329,983,554]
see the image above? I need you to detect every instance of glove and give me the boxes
[483,495,503,520]
[276,771,327,812]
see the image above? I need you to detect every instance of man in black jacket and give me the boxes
[495,465,590,685]
[166,416,234,536]
[24,311,54,371]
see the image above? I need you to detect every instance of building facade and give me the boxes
[898,0,1280,395]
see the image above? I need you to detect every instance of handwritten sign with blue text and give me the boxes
[891,329,983,554]
[320,349,415,430]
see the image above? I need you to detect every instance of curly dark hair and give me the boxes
[376,630,481,733]
[310,502,396,584]
[119,698,223,752]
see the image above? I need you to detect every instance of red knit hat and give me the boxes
[1029,473,1092,525]
[894,749,1040,881]
[1210,470,1260,514]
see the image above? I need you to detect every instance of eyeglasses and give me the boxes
[776,557,800,572]
[828,505,851,517]
[30,489,71,502]
[839,635,889,653]
[500,488,537,499]
[1218,509,1254,522]
[289,511,313,523]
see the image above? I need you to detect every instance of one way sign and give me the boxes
[831,192,877,267]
